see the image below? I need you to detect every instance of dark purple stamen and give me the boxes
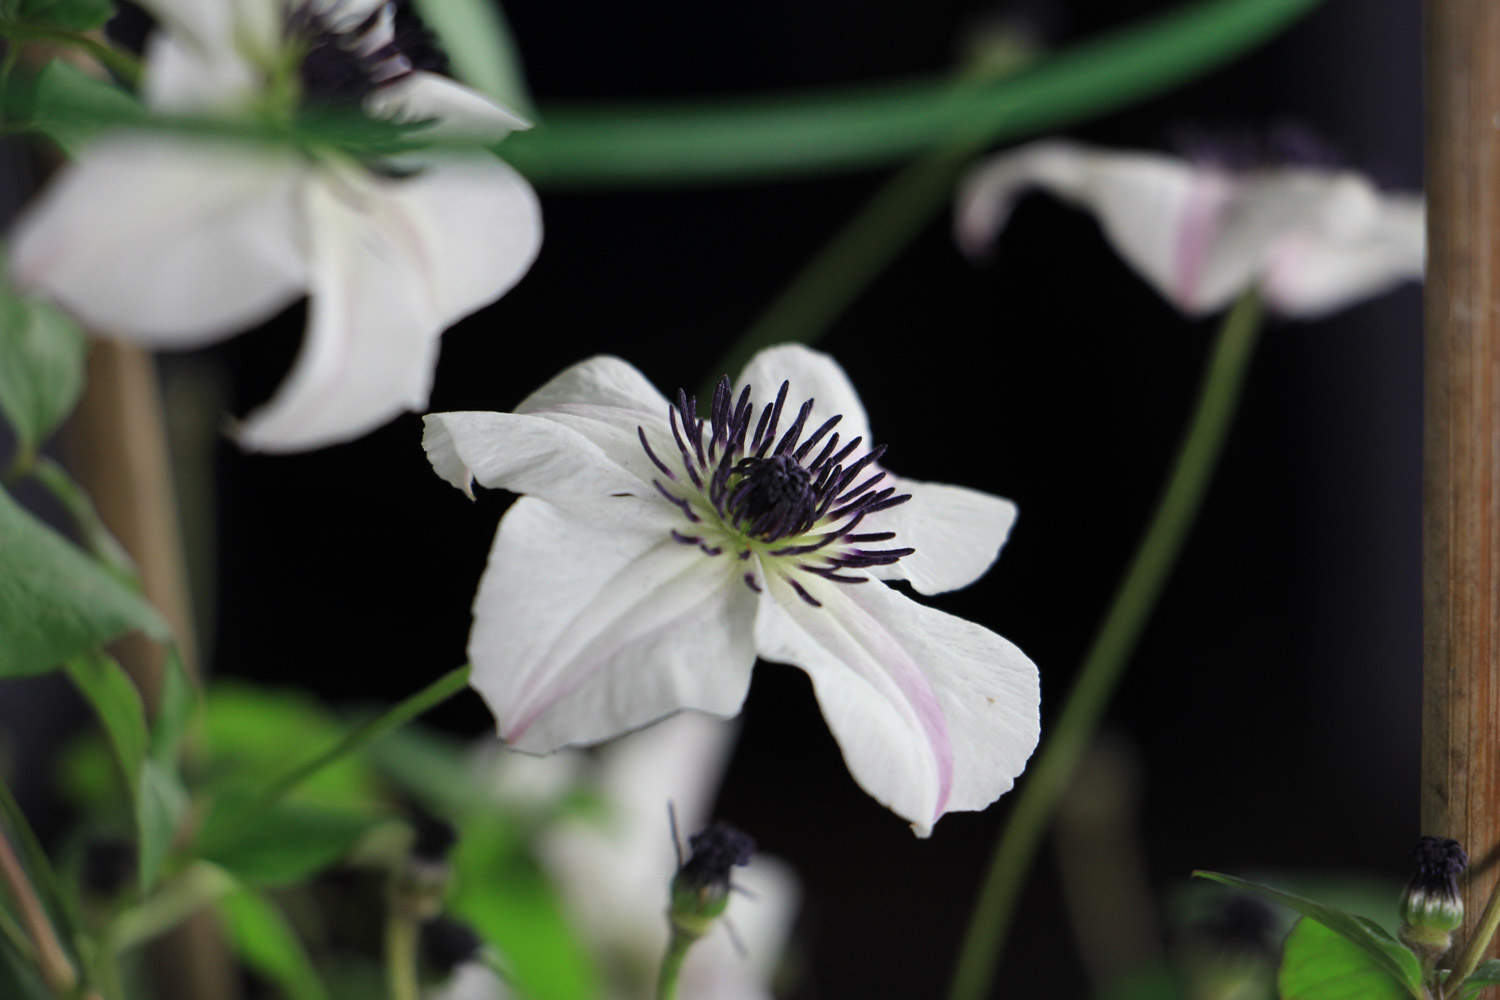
[288,1,445,108]
[637,376,916,599]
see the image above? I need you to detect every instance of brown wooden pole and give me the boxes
[1423,0,1500,950]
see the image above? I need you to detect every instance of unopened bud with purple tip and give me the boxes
[668,822,754,940]
[1400,836,1467,960]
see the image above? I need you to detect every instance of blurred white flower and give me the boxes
[956,139,1423,318]
[424,343,1040,836]
[9,0,541,451]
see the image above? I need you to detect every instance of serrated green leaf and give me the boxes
[0,484,168,677]
[149,649,197,766]
[1459,959,1500,999]
[136,761,187,893]
[15,0,113,31]
[0,288,86,453]
[65,651,146,800]
[410,0,532,115]
[216,888,330,1000]
[22,59,144,155]
[198,802,377,887]
[1194,872,1423,997]
[1279,917,1409,1000]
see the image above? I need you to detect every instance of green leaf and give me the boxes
[410,0,532,115]
[0,288,85,454]
[28,458,136,584]
[0,924,50,1000]
[65,652,147,799]
[1279,917,1409,1000]
[1458,959,1500,999]
[15,0,113,31]
[451,813,599,1000]
[0,484,168,677]
[198,802,378,887]
[135,760,187,893]
[216,888,330,1000]
[21,59,144,156]
[149,649,198,766]
[1193,872,1422,997]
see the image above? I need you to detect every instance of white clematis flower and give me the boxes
[956,139,1423,318]
[9,0,541,451]
[424,344,1040,836]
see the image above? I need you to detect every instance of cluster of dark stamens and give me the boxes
[288,0,446,107]
[638,377,915,605]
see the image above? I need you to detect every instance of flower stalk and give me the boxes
[654,929,693,1000]
[0,824,77,997]
[946,290,1265,1000]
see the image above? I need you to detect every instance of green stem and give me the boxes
[0,825,76,996]
[501,0,1322,184]
[946,291,1265,1000]
[1451,876,1500,992]
[655,930,694,1000]
[244,665,471,817]
[384,912,419,1000]
[0,778,73,945]
[0,23,142,86]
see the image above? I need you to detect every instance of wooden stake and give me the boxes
[1423,0,1500,948]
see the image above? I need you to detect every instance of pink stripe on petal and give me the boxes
[1172,173,1232,312]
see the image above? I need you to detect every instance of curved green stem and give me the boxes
[503,0,1321,184]
[239,665,471,819]
[946,292,1265,1000]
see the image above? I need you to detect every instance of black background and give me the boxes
[11,0,1425,996]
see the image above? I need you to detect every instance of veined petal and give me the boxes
[134,0,280,61]
[470,498,759,754]
[366,71,532,139]
[238,165,441,450]
[734,343,872,447]
[424,355,674,503]
[9,137,305,344]
[869,479,1018,595]
[1259,185,1425,316]
[754,571,1039,836]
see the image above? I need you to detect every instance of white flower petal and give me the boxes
[134,0,280,61]
[366,72,532,139]
[141,31,257,112]
[754,571,1039,836]
[375,155,541,328]
[424,356,676,503]
[9,137,305,345]
[734,343,873,448]
[958,140,1425,317]
[870,479,1018,595]
[470,498,759,754]
[239,154,538,450]
[957,140,1217,310]
[1259,186,1425,316]
[237,167,446,450]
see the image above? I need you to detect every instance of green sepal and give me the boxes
[1193,872,1423,997]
